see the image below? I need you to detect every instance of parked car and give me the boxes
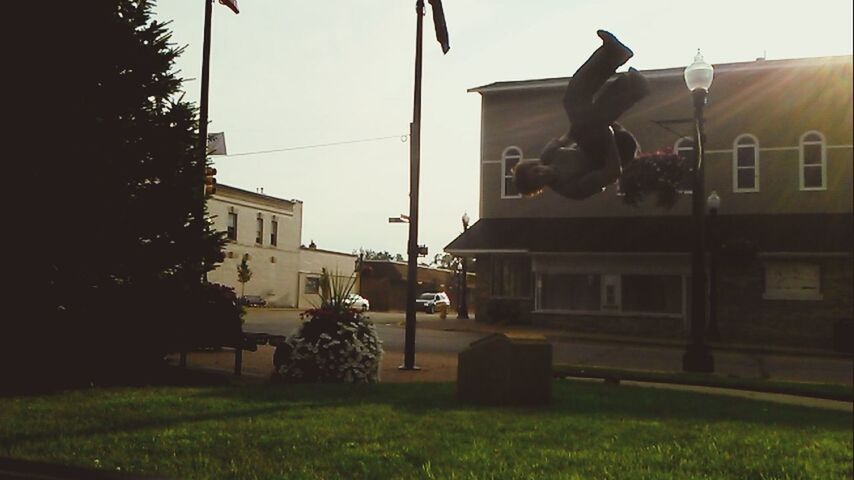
[415,292,450,314]
[346,293,370,312]
[239,295,267,307]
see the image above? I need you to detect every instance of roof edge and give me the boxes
[468,54,854,94]
[215,183,302,206]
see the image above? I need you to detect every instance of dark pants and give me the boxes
[563,45,638,164]
[563,44,634,127]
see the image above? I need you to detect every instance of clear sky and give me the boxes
[155,0,853,258]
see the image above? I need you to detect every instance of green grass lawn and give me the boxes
[1,381,851,480]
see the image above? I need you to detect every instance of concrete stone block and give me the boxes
[457,333,552,406]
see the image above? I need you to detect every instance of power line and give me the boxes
[222,134,410,158]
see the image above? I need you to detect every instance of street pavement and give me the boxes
[242,308,854,386]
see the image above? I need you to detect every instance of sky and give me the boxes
[155,0,853,258]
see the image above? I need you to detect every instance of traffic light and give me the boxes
[204,166,217,195]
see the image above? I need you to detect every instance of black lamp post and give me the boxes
[682,50,715,373]
[706,191,721,341]
[457,212,470,319]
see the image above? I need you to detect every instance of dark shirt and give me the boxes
[539,138,598,200]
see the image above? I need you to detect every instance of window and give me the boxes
[255,216,264,245]
[733,134,759,192]
[621,275,683,314]
[540,273,601,311]
[491,256,530,297]
[227,212,238,241]
[764,262,822,300]
[305,276,321,295]
[799,131,826,190]
[674,137,695,192]
[536,272,683,314]
[501,147,523,198]
[270,220,278,246]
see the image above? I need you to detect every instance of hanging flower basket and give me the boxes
[620,148,693,209]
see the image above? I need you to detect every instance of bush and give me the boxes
[275,308,383,383]
[179,282,245,349]
[23,281,244,390]
[274,269,383,383]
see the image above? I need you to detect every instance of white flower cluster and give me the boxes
[276,312,384,383]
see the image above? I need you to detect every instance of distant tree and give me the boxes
[431,253,461,270]
[237,255,253,297]
[357,248,405,262]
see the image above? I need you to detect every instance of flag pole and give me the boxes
[401,0,425,371]
[199,0,213,283]
[199,0,212,159]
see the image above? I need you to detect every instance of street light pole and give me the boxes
[706,191,721,341]
[457,212,470,319]
[682,50,715,373]
[401,0,425,371]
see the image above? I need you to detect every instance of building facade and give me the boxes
[446,55,853,348]
[358,260,475,312]
[207,184,356,307]
[298,245,361,309]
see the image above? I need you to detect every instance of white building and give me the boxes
[207,184,356,307]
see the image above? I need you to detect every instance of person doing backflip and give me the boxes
[514,30,650,199]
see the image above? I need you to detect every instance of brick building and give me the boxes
[446,55,853,349]
[358,260,475,312]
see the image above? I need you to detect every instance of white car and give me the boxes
[416,292,451,314]
[346,293,370,312]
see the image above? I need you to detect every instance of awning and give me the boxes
[445,214,853,255]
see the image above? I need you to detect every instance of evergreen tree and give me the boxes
[24,0,230,388]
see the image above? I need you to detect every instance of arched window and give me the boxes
[501,146,523,198]
[799,131,826,190]
[733,134,760,192]
[674,137,695,192]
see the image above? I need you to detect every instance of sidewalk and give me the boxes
[408,314,851,359]
[165,347,459,384]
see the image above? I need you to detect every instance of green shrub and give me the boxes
[274,270,383,383]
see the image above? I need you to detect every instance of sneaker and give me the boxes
[597,30,633,63]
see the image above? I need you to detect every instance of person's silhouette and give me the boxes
[514,30,649,199]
